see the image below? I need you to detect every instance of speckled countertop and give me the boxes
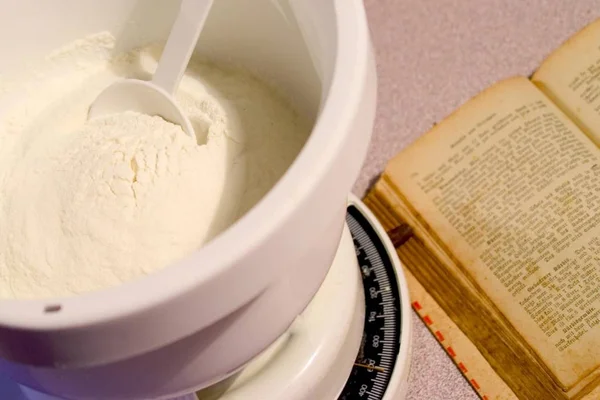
[356,1,600,398]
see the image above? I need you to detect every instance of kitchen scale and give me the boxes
[1,195,412,400]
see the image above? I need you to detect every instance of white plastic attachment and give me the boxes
[88,0,214,139]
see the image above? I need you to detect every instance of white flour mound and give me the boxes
[0,33,309,299]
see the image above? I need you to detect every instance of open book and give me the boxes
[364,18,600,400]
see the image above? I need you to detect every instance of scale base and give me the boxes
[1,197,412,400]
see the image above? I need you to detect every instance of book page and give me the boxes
[532,19,600,145]
[385,76,600,390]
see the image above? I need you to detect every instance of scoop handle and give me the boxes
[152,0,214,95]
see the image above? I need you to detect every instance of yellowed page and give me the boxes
[532,18,600,144]
[386,76,600,390]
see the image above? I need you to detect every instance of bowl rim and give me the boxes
[0,0,373,330]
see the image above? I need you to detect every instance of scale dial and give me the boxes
[338,201,411,400]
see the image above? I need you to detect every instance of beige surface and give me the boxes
[358,1,600,399]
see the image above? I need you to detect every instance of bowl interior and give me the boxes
[1,0,330,120]
[0,0,351,315]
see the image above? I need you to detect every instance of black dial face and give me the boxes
[338,205,403,400]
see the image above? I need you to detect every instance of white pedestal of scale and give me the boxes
[0,196,412,400]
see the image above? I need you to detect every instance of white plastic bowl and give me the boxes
[0,0,377,398]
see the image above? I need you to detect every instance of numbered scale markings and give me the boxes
[338,205,403,400]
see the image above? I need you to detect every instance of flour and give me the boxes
[0,33,309,299]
